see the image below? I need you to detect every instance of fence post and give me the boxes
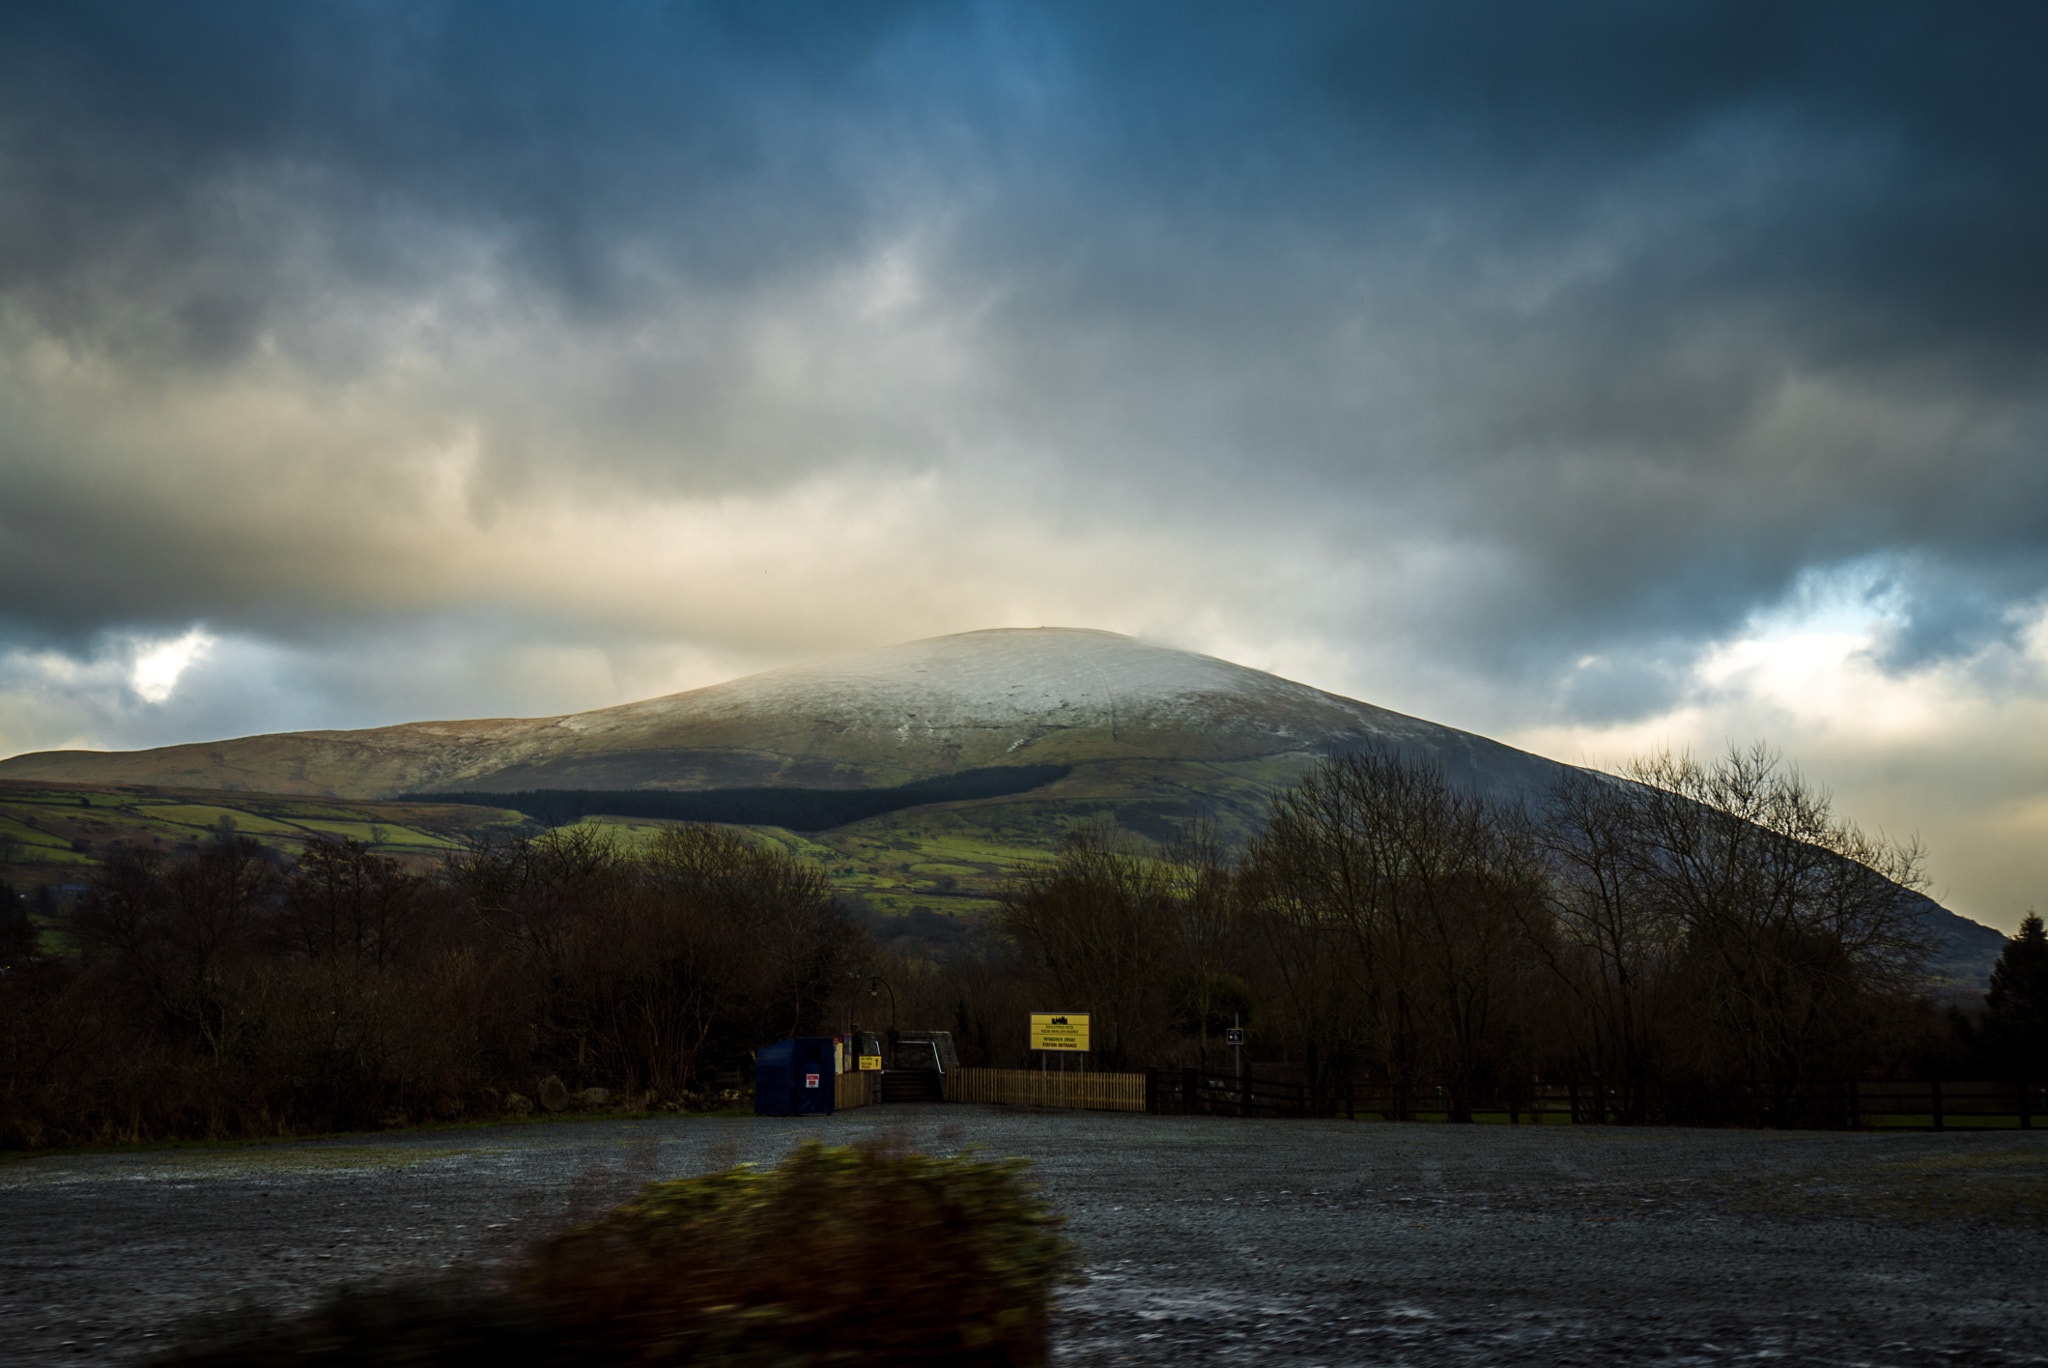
[2020,1080,2032,1131]
[1345,1080,1355,1121]
[1931,1078,1944,1131]
[1848,1078,1860,1131]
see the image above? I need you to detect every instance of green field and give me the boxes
[432,756,1300,921]
[0,781,528,895]
[1,756,1303,927]
[561,811,1054,917]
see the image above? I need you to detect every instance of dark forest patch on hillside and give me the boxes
[409,765,1072,832]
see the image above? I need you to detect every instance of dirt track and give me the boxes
[3,1106,2044,1365]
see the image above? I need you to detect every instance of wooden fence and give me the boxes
[1142,1068,2047,1131]
[835,1069,880,1111]
[946,1066,1147,1113]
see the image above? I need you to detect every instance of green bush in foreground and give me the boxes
[159,1141,1074,1368]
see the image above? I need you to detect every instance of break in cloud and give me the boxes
[2,2,2046,929]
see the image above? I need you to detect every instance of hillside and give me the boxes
[0,627,2010,986]
[0,628,1562,799]
[0,782,525,889]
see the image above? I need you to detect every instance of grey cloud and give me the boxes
[1868,561,2048,676]
[4,2,2048,731]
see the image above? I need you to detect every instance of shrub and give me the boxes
[521,1140,1074,1366]
[157,1141,1073,1367]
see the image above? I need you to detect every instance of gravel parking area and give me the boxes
[3,1106,2044,1365]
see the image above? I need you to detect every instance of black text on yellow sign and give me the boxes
[1030,1012,1090,1052]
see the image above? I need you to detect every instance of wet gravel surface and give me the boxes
[2,1106,2044,1365]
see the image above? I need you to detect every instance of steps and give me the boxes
[879,1069,944,1104]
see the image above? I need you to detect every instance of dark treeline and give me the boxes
[5,744,2040,1149]
[409,765,1072,832]
[0,826,862,1148]
[895,746,2036,1116]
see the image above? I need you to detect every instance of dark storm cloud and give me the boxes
[4,1,2048,716]
[963,0,2048,683]
[14,4,2043,366]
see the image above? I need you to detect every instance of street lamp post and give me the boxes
[867,975,897,1031]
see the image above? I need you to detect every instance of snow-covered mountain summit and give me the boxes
[0,627,1554,798]
[580,627,1428,766]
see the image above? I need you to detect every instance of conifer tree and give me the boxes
[1981,913,2048,1073]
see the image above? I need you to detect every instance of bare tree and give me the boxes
[1161,819,1243,1067]
[997,820,1176,1070]
[71,836,279,1064]
[1523,767,1682,1117]
[642,824,853,1059]
[282,837,432,967]
[1241,750,1538,1114]
[1619,743,1935,1095]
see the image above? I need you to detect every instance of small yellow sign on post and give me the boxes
[858,1054,883,1071]
[1030,1012,1090,1052]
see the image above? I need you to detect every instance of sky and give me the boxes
[2,2,2046,932]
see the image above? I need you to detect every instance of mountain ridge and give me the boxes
[0,626,2010,987]
[0,628,1560,800]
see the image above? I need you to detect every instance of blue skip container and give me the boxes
[753,1037,835,1116]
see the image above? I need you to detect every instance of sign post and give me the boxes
[1029,1013,1090,1053]
[1229,1014,1245,1117]
[1030,1013,1090,1107]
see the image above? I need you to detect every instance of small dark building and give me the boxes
[754,1037,835,1116]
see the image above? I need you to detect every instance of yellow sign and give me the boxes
[858,1055,883,1071]
[1030,1012,1090,1052]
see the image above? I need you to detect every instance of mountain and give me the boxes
[0,628,1560,800]
[0,627,2007,985]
